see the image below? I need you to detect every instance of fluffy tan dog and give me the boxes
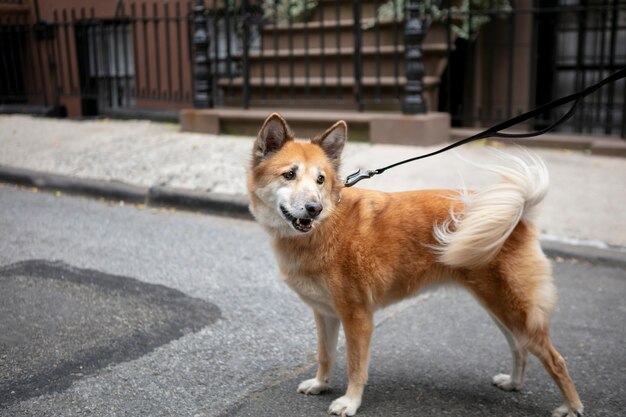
[247,113,583,417]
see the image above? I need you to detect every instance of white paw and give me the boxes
[328,395,361,416]
[492,373,521,391]
[297,378,328,395]
[552,404,584,417]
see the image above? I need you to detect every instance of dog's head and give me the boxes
[247,113,346,237]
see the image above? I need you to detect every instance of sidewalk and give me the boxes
[1,114,625,252]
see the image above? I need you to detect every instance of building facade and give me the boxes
[1,0,624,137]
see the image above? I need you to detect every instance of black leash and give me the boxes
[345,67,626,187]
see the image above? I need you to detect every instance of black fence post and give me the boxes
[241,0,250,109]
[402,0,427,114]
[353,0,363,112]
[193,0,211,108]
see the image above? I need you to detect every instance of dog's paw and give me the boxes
[297,378,328,395]
[552,404,584,417]
[492,373,522,391]
[328,395,361,416]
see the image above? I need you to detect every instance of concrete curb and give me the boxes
[1,165,624,268]
[147,186,252,219]
[0,165,147,203]
[0,165,252,220]
[541,241,626,269]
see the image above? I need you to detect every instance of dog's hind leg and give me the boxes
[489,314,528,391]
[527,331,584,417]
[493,307,583,416]
[466,263,583,416]
[298,312,340,395]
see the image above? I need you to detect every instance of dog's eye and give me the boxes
[317,175,325,185]
[282,170,296,180]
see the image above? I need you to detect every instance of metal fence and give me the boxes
[445,0,626,137]
[0,1,195,117]
[0,0,624,137]
[194,0,626,137]
[71,1,195,115]
[195,1,421,112]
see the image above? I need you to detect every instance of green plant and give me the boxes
[375,0,513,41]
[262,0,319,25]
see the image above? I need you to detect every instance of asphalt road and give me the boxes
[0,185,624,416]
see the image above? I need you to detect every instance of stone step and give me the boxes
[180,107,450,146]
[308,0,382,21]
[257,19,452,50]
[242,44,447,79]
[218,75,439,89]
[216,76,441,112]
[258,18,406,50]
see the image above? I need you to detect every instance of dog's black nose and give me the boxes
[305,202,323,218]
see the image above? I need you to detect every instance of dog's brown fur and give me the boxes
[247,113,583,417]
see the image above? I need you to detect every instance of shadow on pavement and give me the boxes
[0,260,221,407]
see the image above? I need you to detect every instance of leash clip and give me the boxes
[345,169,377,187]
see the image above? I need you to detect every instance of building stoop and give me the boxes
[451,128,626,157]
[179,109,450,146]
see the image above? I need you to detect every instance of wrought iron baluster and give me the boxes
[506,2,515,119]
[353,0,363,112]
[53,10,65,96]
[606,0,618,135]
[288,0,294,102]
[402,0,427,114]
[175,1,183,101]
[319,0,325,99]
[62,9,75,93]
[192,0,210,108]
[113,13,120,106]
[153,2,161,100]
[335,0,341,99]
[165,1,173,101]
[242,0,251,109]
[224,0,233,102]
[142,2,150,98]
[374,0,381,102]
[131,2,140,99]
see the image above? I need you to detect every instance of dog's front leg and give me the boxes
[328,307,373,416]
[298,311,340,395]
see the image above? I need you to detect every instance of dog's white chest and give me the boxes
[283,274,336,316]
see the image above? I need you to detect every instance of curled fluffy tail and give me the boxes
[432,150,549,269]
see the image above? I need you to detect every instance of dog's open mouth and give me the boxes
[280,205,313,233]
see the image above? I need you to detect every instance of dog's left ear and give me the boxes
[312,120,347,168]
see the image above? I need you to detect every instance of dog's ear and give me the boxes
[254,113,293,163]
[311,120,347,168]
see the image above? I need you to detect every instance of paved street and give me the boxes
[1,185,625,416]
[0,260,221,407]
[0,185,316,416]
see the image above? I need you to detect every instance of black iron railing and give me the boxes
[195,1,424,112]
[440,1,626,138]
[0,14,29,104]
[194,0,626,137]
[0,1,195,116]
[70,1,195,116]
